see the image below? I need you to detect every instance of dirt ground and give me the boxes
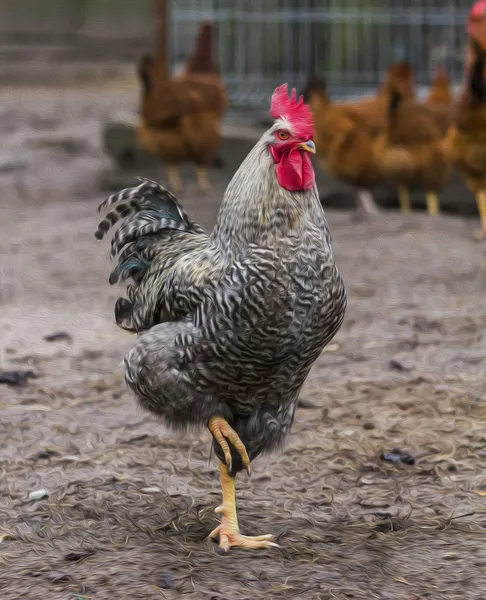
[1,86,486,600]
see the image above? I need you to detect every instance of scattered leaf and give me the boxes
[28,489,49,501]
[64,550,96,562]
[156,575,174,590]
[297,398,316,409]
[35,449,59,460]
[393,577,411,585]
[380,450,415,466]
[0,370,36,386]
[323,343,339,352]
[46,571,73,583]
[472,490,486,497]
[44,331,72,343]
[388,359,412,372]
[141,487,161,494]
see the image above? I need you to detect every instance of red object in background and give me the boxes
[468,1,486,36]
[465,1,486,81]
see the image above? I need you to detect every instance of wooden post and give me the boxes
[154,0,170,78]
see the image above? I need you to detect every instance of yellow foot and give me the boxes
[475,192,486,240]
[398,186,411,213]
[208,417,251,475]
[208,509,278,551]
[196,167,211,193]
[473,228,486,241]
[167,166,182,193]
[426,191,440,216]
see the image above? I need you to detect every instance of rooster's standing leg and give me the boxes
[398,186,411,213]
[196,167,211,193]
[208,462,279,551]
[167,165,182,193]
[426,191,440,216]
[475,191,486,239]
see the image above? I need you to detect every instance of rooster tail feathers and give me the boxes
[95,178,203,246]
[95,177,205,288]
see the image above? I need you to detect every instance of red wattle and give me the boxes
[275,152,315,191]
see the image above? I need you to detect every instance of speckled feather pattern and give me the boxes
[95,122,347,475]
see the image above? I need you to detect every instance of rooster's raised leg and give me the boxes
[398,186,411,213]
[426,191,440,216]
[208,462,279,551]
[208,416,251,476]
[196,167,211,193]
[475,191,486,239]
[167,166,182,193]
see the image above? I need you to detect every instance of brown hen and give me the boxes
[304,74,382,215]
[423,65,455,136]
[137,22,227,193]
[444,39,486,238]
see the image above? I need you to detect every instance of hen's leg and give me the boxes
[208,416,251,476]
[398,186,411,213]
[195,167,211,193]
[356,189,380,216]
[475,191,486,239]
[208,462,278,551]
[167,165,182,193]
[426,191,440,216]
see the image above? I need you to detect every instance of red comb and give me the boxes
[469,0,486,35]
[470,0,486,19]
[270,84,314,139]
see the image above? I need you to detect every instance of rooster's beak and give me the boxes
[299,140,316,154]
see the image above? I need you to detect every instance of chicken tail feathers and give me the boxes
[95,177,204,253]
[469,39,486,104]
[95,177,206,294]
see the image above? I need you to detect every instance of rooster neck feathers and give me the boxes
[211,84,322,249]
[210,137,325,250]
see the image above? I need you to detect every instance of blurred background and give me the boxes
[0,0,474,107]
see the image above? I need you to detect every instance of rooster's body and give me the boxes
[96,85,346,550]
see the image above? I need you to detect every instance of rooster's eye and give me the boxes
[277,131,290,140]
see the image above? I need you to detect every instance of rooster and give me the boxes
[95,84,347,550]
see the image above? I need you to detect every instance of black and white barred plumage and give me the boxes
[96,123,347,475]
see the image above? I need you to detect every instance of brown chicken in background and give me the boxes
[137,22,228,193]
[444,39,486,238]
[304,74,382,215]
[374,83,450,216]
[423,65,455,135]
[343,61,416,140]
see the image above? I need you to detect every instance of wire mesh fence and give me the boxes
[172,0,473,108]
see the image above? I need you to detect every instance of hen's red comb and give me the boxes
[270,84,314,139]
